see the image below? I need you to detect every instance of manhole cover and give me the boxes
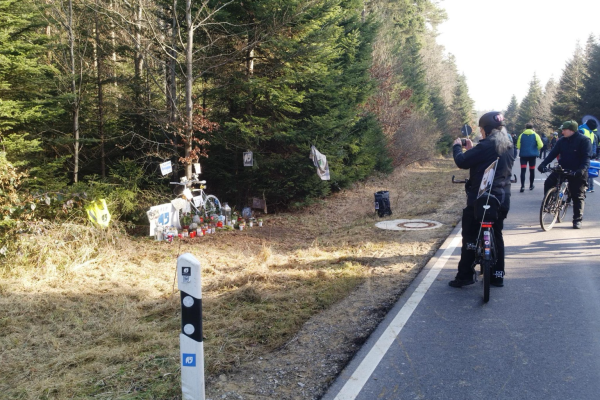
[375,219,442,231]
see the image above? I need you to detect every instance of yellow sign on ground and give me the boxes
[86,199,111,228]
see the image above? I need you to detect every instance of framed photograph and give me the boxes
[243,151,253,167]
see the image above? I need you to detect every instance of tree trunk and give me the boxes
[184,0,193,178]
[94,9,106,178]
[245,45,254,115]
[169,0,179,178]
[134,0,143,99]
[68,0,80,183]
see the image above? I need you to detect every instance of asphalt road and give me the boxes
[323,161,600,400]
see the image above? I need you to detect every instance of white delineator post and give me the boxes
[177,253,205,400]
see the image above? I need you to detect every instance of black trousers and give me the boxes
[520,156,537,188]
[543,172,587,222]
[456,206,508,280]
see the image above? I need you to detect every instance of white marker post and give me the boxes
[177,253,205,400]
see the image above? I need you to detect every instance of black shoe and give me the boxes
[573,221,582,229]
[449,278,475,288]
[530,185,535,190]
[490,277,504,287]
[520,187,525,193]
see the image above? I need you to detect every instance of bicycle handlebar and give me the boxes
[170,179,206,186]
[545,165,575,176]
[452,175,467,184]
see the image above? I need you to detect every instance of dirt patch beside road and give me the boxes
[207,159,465,399]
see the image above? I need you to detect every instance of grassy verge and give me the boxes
[0,157,464,399]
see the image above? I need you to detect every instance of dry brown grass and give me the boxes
[0,157,465,399]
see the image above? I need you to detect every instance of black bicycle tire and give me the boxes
[483,259,490,303]
[557,186,570,223]
[540,187,559,231]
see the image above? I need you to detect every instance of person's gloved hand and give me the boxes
[538,164,547,173]
[464,179,472,195]
[575,169,584,179]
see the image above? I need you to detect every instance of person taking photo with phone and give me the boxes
[449,112,515,288]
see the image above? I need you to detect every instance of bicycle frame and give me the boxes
[170,175,220,218]
[540,165,574,231]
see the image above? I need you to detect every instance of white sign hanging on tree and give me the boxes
[160,161,173,176]
[243,151,253,167]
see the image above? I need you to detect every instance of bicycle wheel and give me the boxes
[540,187,559,231]
[203,195,221,216]
[482,259,491,303]
[557,185,570,223]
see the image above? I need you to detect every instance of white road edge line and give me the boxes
[332,230,463,400]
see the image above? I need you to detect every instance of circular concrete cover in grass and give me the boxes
[375,219,442,231]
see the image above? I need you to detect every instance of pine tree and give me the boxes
[551,44,586,126]
[0,0,57,137]
[580,40,600,118]
[204,0,389,205]
[0,0,67,189]
[516,74,543,131]
[449,74,474,130]
[535,78,557,134]
[504,95,519,134]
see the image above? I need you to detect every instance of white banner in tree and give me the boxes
[309,145,330,180]
[160,161,173,176]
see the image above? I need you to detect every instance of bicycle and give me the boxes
[170,173,221,218]
[539,165,573,231]
[452,174,517,303]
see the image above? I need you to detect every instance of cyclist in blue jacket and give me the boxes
[516,123,543,192]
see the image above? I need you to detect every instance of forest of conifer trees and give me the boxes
[1,0,478,230]
[503,36,600,137]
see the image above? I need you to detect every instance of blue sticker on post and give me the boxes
[182,353,196,367]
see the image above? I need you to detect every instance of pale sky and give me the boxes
[436,0,600,112]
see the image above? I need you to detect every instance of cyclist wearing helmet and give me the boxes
[538,120,591,229]
[450,111,515,288]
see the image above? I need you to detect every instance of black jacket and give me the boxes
[453,133,515,209]
[539,131,591,173]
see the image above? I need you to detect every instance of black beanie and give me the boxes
[587,119,598,130]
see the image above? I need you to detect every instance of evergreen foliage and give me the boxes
[0,0,474,225]
[449,74,474,128]
[516,74,543,131]
[0,0,65,184]
[551,45,586,126]
[504,95,519,134]
[536,78,558,134]
[580,39,600,118]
